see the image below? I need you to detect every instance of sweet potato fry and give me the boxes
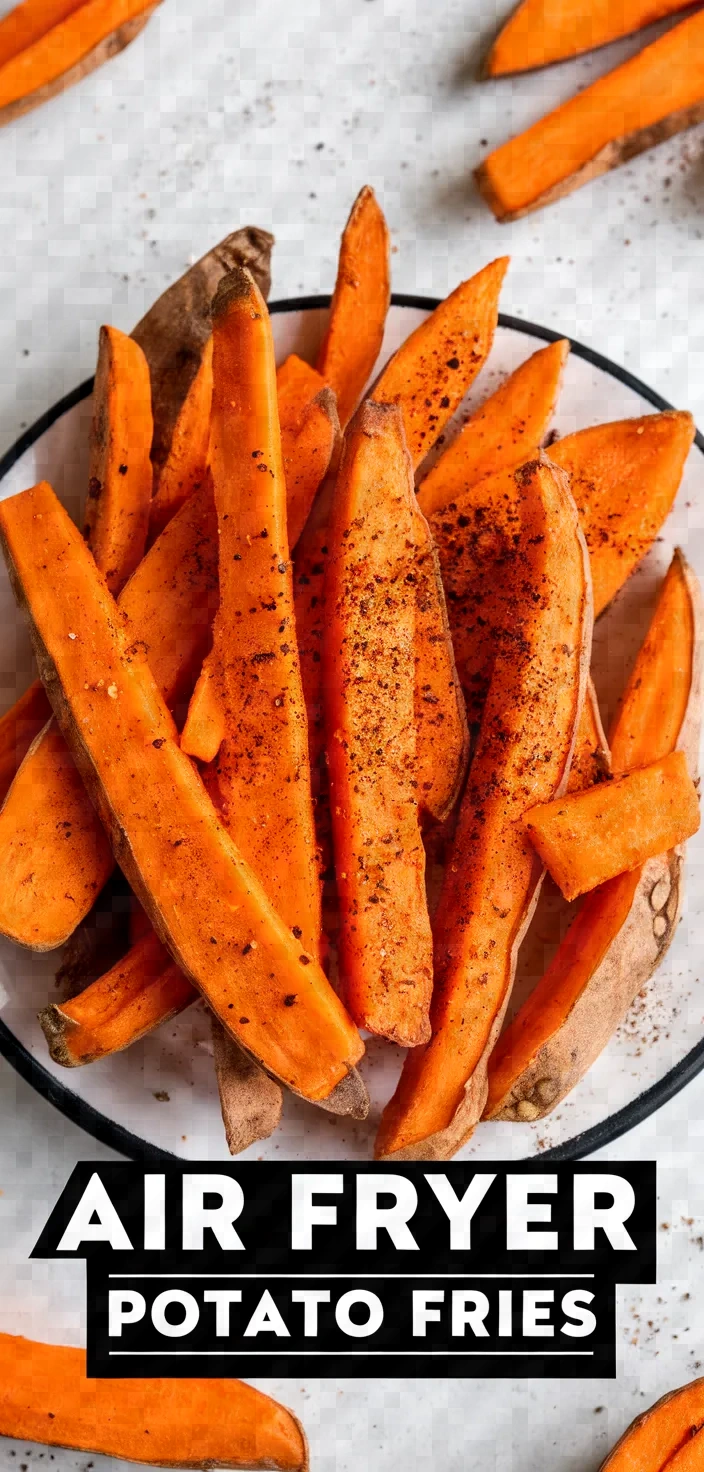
[132,226,273,482]
[524,749,700,901]
[323,402,434,1045]
[0,0,160,127]
[317,186,391,428]
[0,480,366,1111]
[550,410,694,614]
[599,1377,704,1472]
[41,930,195,1065]
[295,264,508,796]
[0,1333,308,1470]
[484,0,697,77]
[412,502,469,821]
[476,12,704,221]
[376,455,592,1159]
[84,324,153,595]
[0,482,218,951]
[182,267,323,960]
[147,336,213,542]
[417,339,569,518]
[486,549,703,1122]
[431,412,695,728]
[283,387,340,550]
[372,257,509,466]
[0,0,87,69]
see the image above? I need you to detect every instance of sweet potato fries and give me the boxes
[0,191,698,1162]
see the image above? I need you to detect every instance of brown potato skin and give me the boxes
[132,226,274,479]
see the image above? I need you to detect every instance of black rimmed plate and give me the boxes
[0,295,702,1163]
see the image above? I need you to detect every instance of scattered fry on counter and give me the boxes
[0,1332,308,1470]
[0,0,163,128]
[477,8,704,220]
[484,0,698,77]
[599,1376,704,1472]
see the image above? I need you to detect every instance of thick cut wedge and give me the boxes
[486,549,703,1122]
[0,482,219,951]
[373,258,509,466]
[84,324,153,595]
[182,268,323,961]
[294,264,508,786]
[0,480,365,1110]
[323,401,434,1047]
[485,0,697,77]
[317,186,391,427]
[0,1333,308,1470]
[376,455,592,1159]
[524,749,700,901]
[476,12,704,221]
[412,501,469,821]
[282,387,339,550]
[132,227,273,480]
[599,1377,704,1472]
[41,929,195,1064]
[0,0,160,126]
[417,338,569,518]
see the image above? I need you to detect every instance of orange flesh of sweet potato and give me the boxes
[0,0,160,124]
[523,748,700,901]
[485,0,698,77]
[485,549,702,1121]
[40,929,194,1064]
[567,677,610,793]
[375,455,592,1159]
[0,0,89,68]
[432,413,694,731]
[551,410,695,615]
[476,12,704,221]
[0,481,218,951]
[282,387,339,550]
[182,268,323,961]
[599,1377,704,1472]
[316,186,391,428]
[147,337,213,543]
[412,500,469,821]
[0,1332,308,1470]
[84,324,153,596]
[323,401,434,1047]
[373,258,509,467]
[417,338,569,519]
[0,480,365,1108]
[0,679,51,804]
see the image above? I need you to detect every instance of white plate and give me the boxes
[0,296,702,1163]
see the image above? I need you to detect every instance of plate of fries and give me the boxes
[0,189,701,1163]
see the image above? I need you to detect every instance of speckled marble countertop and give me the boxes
[0,1,702,1468]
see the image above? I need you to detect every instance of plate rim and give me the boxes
[1,291,702,1165]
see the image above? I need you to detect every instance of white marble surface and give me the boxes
[0,0,703,1468]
